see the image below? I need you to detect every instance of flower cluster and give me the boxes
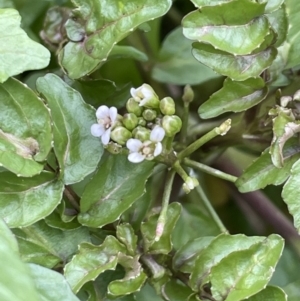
[91,84,182,163]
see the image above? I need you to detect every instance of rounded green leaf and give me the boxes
[152,27,219,85]
[78,155,154,228]
[236,138,300,192]
[198,78,268,119]
[189,234,266,290]
[64,237,127,293]
[28,264,81,301]
[116,223,137,256]
[0,78,52,177]
[182,1,269,55]
[0,223,39,301]
[59,0,172,79]
[209,235,284,301]
[13,220,90,269]
[282,159,300,233]
[0,8,50,83]
[0,172,64,228]
[192,42,277,81]
[36,74,103,185]
[247,286,287,301]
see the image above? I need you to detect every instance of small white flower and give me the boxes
[127,126,165,163]
[91,105,117,145]
[130,84,159,108]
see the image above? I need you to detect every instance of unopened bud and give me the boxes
[137,117,146,127]
[110,126,132,145]
[160,97,176,115]
[105,142,123,154]
[162,115,182,137]
[294,90,300,102]
[132,126,151,141]
[182,85,194,103]
[126,98,143,116]
[131,84,160,109]
[143,109,157,121]
[122,113,138,130]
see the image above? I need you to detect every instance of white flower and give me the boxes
[130,84,159,108]
[126,126,165,163]
[91,105,118,145]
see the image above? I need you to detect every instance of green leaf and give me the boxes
[285,0,300,68]
[173,237,214,273]
[0,171,64,228]
[116,223,137,256]
[108,254,147,296]
[198,78,268,119]
[190,0,231,8]
[246,286,287,301]
[284,279,300,301]
[163,279,196,301]
[236,138,300,192]
[0,78,52,177]
[182,0,269,55]
[109,45,148,62]
[64,236,127,293]
[36,74,103,185]
[59,0,172,79]
[0,8,50,83]
[45,201,82,230]
[264,0,285,14]
[0,222,39,301]
[28,263,81,301]
[189,234,266,290]
[13,220,90,268]
[66,78,131,109]
[282,159,300,233]
[208,235,284,301]
[152,27,219,85]
[78,155,154,228]
[141,202,181,254]
[192,43,277,81]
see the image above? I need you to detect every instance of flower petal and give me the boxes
[91,124,105,137]
[101,128,111,145]
[130,88,139,100]
[109,107,118,122]
[128,152,145,163]
[96,105,109,119]
[126,138,143,152]
[141,84,154,98]
[150,126,165,142]
[154,142,162,157]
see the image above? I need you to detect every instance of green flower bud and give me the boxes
[162,115,182,137]
[105,142,123,154]
[110,126,132,145]
[142,109,157,121]
[132,126,151,141]
[160,97,175,115]
[126,98,143,116]
[131,84,160,109]
[122,113,138,130]
[182,85,194,103]
[137,117,146,127]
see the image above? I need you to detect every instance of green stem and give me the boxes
[172,160,189,182]
[155,169,176,241]
[178,119,231,160]
[196,185,228,234]
[183,158,237,183]
[180,102,189,144]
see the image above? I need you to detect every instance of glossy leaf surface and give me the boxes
[246,286,287,301]
[236,138,300,192]
[198,78,268,119]
[282,159,300,233]
[29,263,81,301]
[64,236,127,293]
[0,8,50,83]
[0,78,52,176]
[192,43,277,81]
[36,74,103,184]
[59,0,172,78]
[0,172,64,228]
[78,155,153,228]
